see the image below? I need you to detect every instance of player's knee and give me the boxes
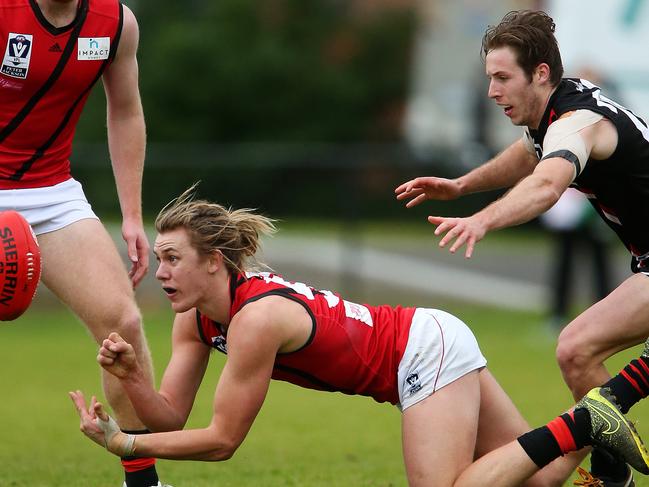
[556,332,592,382]
[111,310,144,341]
[89,309,143,344]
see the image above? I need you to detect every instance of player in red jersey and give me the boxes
[70,187,649,486]
[0,1,162,485]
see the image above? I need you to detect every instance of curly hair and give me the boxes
[482,10,563,86]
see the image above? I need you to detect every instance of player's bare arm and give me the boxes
[72,301,302,460]
[133,305,280,460]
[428,110,619,258]
[102,5,148,287]
[396,138,537,208]
[465,111,618,234]
[429,157,574,258]
[456,138,539,193]
[97,310,211,432]
[152,309,212,429]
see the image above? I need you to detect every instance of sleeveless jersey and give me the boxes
[0,0,122,189]
[526,78,649,266]
[196,271,417,405]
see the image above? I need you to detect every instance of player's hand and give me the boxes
[69,391,135,456]
[97,332,139,379]
[70,390,105,447]
[395,177,462,207]
[427,215,488,258]
[122,219,150,288]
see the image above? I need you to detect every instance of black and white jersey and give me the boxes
[527,78,649,267]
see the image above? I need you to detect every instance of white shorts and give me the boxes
[0,178,98,235]
[397,308,487,411]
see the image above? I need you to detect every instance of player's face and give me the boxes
[485,47,546,128]
[154,228,211,313]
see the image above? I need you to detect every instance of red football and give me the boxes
[0,211,41,321]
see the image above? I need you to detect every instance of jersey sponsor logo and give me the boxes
[1,33,33,79]
[77,37,110,60]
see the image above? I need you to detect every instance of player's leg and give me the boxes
[556,273,649,485]
[38,219,159,487]
[399,307,492,486]
[600,272,649,415]
[455,386,649,487]
[403,372,586,487]
[474,369,584,487]
[402,370,481,487]
[556,273,649,400]
[39,219,153,426]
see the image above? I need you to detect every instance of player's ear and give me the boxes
[535,63,551,84]
[207,249,223,274]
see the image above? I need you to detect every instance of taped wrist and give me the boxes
[96,415,136,457]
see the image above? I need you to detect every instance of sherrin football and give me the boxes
[0,211,41,321]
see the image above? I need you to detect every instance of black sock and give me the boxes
[604,357,649,413]
[517,409,589,469]
[590,447,628,480]
[121,429,159,487]
[123,466,159,487]
[518,426,562,469]
[569,408,591,449]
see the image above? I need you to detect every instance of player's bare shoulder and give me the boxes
[171,308,204,344]
[112,4,140,62]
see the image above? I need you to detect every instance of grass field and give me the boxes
[1,300,647,487]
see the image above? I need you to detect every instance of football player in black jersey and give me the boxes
[396,9,649,487]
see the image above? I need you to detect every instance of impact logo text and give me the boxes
[77,37,110,60]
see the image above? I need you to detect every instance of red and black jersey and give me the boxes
[527,78,649,263]
[0,0,122,188]
[196,272,416,405]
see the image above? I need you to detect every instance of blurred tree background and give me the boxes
[72,0,445,220]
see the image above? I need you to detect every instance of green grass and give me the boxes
[1,303,647,486]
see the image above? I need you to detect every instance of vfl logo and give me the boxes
[1,33,33,79]
[77,37,110,60]
[406,373,422,396]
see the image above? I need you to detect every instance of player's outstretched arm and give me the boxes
[72,304,284,461]
[395,176,463,207]
[427,155,575,258]
[395,139,538,208]
[98,310,211,432]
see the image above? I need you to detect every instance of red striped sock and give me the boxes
[121,456,156,473]
[546,414,577,454]
[605,357,649,413]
